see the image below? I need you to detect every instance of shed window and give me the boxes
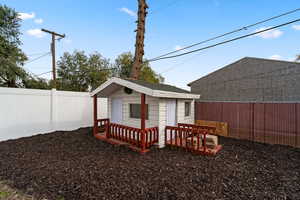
[185,102,191,117]
[130,104,149,119]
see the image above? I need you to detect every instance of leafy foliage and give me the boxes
[0,5,28,87]
[24,77,51,90]
[114,52,164,83]
[56,51,111,92]
[55,51,164,92]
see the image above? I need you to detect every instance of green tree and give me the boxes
[0,5,28,87]
[24,77,51,90]
[56,51,111,92]
[114,52,164,83]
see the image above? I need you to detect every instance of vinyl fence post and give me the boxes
[51,88,57,132]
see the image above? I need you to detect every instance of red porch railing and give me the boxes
[108,124,159,148]
[165,124,222,155]
[94,119,158,153]
[178,123,216,134]
[94,118,110,137]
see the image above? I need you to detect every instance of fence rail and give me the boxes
[195,102,300,148]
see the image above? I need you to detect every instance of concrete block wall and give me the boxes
[190,58,300,102]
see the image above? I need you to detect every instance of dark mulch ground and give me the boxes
[0,128,299,200]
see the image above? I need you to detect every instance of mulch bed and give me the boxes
[0,128,299,200]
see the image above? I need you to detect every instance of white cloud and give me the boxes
[64,39,72,44]
[27,29,46,38]
[18,12,35,20]
[174,45,183,51]
[119,7,136,17]
[255,27,283,39]
[174,45,187,53]
[34,18,43,24]
[269,55,282,60]
[292,25,300,31]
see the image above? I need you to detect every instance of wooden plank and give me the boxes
[195,120,228,137]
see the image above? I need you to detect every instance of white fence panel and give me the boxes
[0,87,107,141]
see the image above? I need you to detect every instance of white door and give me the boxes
[166,100,177,126]
[111,98,122,124]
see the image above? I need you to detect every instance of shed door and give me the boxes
[166,100,177,126]
[111,98,122,124]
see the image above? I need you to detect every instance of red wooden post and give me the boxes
[165,128,167,146]
[93,95,98,136]
[106,119,110,138]
[141,93,146,153]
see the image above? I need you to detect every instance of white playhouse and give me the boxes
[91,77,201,153]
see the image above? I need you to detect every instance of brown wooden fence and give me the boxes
[195,102,300,148]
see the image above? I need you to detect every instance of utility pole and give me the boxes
[41,29,65,88]
[131,0,148,80]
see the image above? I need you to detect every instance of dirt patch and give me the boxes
[0,181,34,200]
[0,128,299,200]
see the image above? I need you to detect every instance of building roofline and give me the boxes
[187,56,300,86]
[91,77,200,99]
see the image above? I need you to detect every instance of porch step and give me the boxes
[187,134,218,147]
[94,133,149,154]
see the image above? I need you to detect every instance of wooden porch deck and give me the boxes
[93,119,159,154]
[94,132,151,153]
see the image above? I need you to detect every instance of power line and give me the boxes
[27,52,51,57]
[158,52,201,74]
[36,71,52,76]
[35,67,118,77]
[150,8,300,60]
[148,18,300,62]
[25,52,51,64]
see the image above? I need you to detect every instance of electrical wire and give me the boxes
[25,52,51,64]
[150,8,300,60]
[35,67,118,77]
[148,18,300,62]
[36,71,52,76]
[27,52,51,57]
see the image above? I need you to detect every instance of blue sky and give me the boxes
[1,0,300,89]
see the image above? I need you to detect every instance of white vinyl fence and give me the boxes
[0,87,107,142]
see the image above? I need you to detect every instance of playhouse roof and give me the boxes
[91,77,200,99]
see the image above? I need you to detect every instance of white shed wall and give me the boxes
[177,99,195,124]
[158,99,167,147]
[108,88,159,128]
